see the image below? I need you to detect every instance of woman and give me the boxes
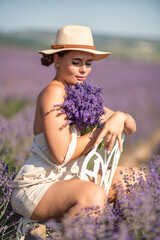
[11,25,136,222]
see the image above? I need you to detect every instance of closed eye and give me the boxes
[72,61,79,65]
[86,61,92,66]
[72,58,93,66]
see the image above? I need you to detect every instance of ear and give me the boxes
[53,54,60,67]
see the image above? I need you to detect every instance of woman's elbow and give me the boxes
[50,152,66,166]
[124,121,136,135]
[131,118,137,134]
[133,123,137,133]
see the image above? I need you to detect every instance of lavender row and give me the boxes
[0,106,34,167]
[1,47,160,106]
[0,47,55,100]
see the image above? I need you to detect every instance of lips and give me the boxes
[76,76,86,81]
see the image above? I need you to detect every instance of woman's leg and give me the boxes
[31,179,107,221]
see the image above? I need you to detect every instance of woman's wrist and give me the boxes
[115,111,136,135]
[114,111,128,122]
[89,124,103,139]
[89,127,97,139]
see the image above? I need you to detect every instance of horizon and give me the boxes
[0,28,160,42]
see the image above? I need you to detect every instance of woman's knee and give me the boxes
[78,183,107,208]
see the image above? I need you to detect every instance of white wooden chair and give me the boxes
[81,133,125,195]
[16,133,125,239]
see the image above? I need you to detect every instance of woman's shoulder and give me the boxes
[37,81,66,113]
[39,82,65,101]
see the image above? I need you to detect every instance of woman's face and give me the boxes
[54,51,93,85]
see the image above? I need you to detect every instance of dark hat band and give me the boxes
[51,44,95,50]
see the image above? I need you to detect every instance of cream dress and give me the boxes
[11,125,89,219]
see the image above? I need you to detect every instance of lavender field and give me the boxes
[0,46,160,239]
[0,46,160,167]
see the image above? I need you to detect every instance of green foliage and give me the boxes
[0,99,31,118]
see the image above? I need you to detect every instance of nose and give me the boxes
[79,65,86,73]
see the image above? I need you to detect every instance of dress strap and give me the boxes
[30,141,60,170]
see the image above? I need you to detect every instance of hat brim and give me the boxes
[38,48,111,61]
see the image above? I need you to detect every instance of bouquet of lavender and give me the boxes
[55,81,105,147]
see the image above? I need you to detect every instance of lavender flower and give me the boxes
[54,81,106,132]
[116,155,160,240]
[0,160,21,239]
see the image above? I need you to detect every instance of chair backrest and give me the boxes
[80,133,125,195]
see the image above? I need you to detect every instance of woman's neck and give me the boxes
[52,79,65,88]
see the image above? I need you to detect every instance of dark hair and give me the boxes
[41,51,70,67]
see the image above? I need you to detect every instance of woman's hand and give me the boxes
[95,111,136,153]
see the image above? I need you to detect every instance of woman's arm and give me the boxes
[38,85,72,165]
[39,86,136,164]
[71,108,136,160]
[102,107,136,135]
[95,108,136,153]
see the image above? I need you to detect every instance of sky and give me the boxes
[0,0,160,39]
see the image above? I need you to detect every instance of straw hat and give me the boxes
[39,25,111,61]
